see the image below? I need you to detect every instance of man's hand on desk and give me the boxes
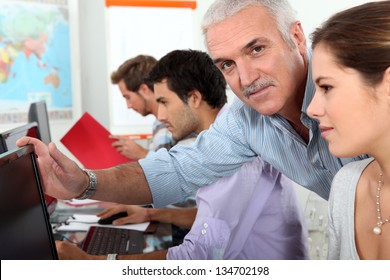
[55,241,102,260]
[55,241,167,260]
[110,135,148,160]
[98,204,197,229]
[97,205,150,225]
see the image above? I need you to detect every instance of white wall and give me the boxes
[78,0,110,129]
[291,0,379,43]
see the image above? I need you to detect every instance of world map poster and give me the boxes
[0,0,73,124]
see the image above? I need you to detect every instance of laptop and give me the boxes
[0,122,58,215]
[0,145,58,260]
[0,122,40,154]
[81,226,144,255]
[0,144,144,259]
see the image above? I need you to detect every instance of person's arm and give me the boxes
[140,102,256,208]
[16,137,153,205]
[147,208,196,229]
[17,102,254,207]
[56,241,167,260]
[97,205,197,229]
[110,135,149,160]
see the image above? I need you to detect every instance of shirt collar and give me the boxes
[217,103,229,118]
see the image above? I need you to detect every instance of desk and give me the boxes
[50,200,173,254]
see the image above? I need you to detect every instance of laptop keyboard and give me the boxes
[83,226,144,255]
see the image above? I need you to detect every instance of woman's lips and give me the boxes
[319,126,333,138]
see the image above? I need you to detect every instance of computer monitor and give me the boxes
[0,122,57,214]
[0,137,5,154]
[0,122,40,153]
[28,100,52,145]
[0,145,58,259]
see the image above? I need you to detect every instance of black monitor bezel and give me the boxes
[28,100,52,145]
[0,122,39,152]
[0,145,59,260]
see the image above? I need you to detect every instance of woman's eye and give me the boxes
[321,85,332,93]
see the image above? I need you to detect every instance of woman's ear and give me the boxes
[385,67,390,96]
[381,67,390,107]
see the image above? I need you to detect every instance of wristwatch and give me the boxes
[75,169,97,200]
[107,253,118,260]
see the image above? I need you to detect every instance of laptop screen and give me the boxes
[0,122,57,215]
[0,145,58,260]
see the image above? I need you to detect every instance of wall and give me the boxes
[0,0,375,197]
[0,0,82,163]
[75,0,216,136]
[52,0,82,162]
[0,0,376,144]
[78,0,110,129]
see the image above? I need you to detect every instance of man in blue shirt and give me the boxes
[56,49,307,260]
[17,0,366,208]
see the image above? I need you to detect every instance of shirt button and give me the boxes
[203,223,208,228]
[201,229,207,235]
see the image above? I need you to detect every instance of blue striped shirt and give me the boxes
[140,56,367,208]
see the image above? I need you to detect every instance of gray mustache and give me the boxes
[243,80,275,98]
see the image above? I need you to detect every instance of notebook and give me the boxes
[60,112,130,169]
[0,145,58,260]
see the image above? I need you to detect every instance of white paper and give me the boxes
[64,199,100,206]
[56,214,149,232]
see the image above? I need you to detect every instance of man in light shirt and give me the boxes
[56,49,307,260]
[110,55,173,160]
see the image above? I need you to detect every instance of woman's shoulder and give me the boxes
[337,158,374,176]
[332,157,375,193]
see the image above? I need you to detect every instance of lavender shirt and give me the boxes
[167,157,308,260]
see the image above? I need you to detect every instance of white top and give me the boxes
[327,157,374,259]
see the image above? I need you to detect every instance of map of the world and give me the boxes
[0,0,72,123]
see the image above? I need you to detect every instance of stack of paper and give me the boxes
[56,214,149,232]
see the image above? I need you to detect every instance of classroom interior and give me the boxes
[0,0,374,260]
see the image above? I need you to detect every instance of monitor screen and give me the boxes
[0,122,57,214]
[28,100,52,145]
[0,145,58,259]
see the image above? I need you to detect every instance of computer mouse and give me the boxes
[97,211,128,225]
[53,233,64,241]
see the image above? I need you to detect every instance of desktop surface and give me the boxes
[50,200,173,255]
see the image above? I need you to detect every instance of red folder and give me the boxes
[61,112,130,169]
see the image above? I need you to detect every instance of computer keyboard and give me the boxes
[82,226,144,255]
